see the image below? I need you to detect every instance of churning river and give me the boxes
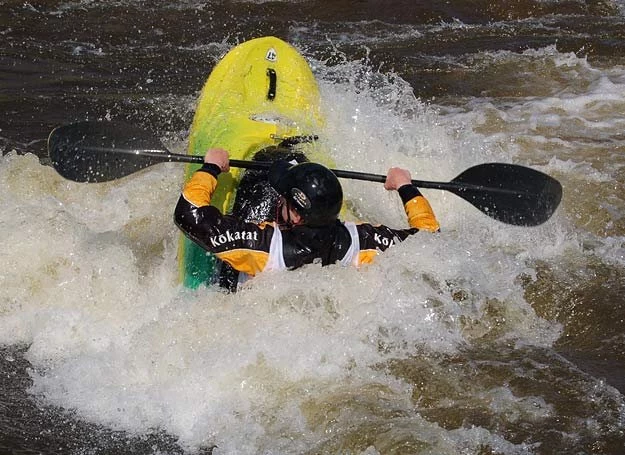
[1,1,625,454]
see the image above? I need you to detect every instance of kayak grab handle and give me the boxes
[267,68,277,101]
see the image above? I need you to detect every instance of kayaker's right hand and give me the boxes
[204,148,230,173]
[384,167,412,191]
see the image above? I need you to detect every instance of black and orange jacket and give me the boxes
[174,164,439,277]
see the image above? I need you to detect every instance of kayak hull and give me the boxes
[179,36,325,289]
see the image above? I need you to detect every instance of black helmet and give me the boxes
[269,161,343,226]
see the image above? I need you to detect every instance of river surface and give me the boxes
[1,1,625,454]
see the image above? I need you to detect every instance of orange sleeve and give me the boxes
[182,171,218,207]
[358,250,379,265]
[405,196,440,232]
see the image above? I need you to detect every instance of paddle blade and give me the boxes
[48,121,170,182]
[451,163,562,226]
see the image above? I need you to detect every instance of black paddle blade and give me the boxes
[48,121,169,182]
[451,163,562,226]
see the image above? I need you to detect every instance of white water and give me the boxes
[1,47,624,453]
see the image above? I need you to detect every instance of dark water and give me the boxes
[4,0,624,152]
[2,1,625,454]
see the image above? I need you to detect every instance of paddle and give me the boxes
[48,121,562,226]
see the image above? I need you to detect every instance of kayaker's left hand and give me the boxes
[384,167,412,191]
[204,148,230,173]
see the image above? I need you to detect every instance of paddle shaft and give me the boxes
[49,122,562,225]
[104,147,518,195]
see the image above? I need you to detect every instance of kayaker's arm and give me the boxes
[385,167,440,233]
[179,163,221,206]
[179,148,230,207]
[351,167,439,265]
[398,185,440,232]
[174,149,275,276]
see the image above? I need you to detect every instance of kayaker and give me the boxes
[174,148,439,279]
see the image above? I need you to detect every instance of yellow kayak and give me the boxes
[179,36,326,289]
